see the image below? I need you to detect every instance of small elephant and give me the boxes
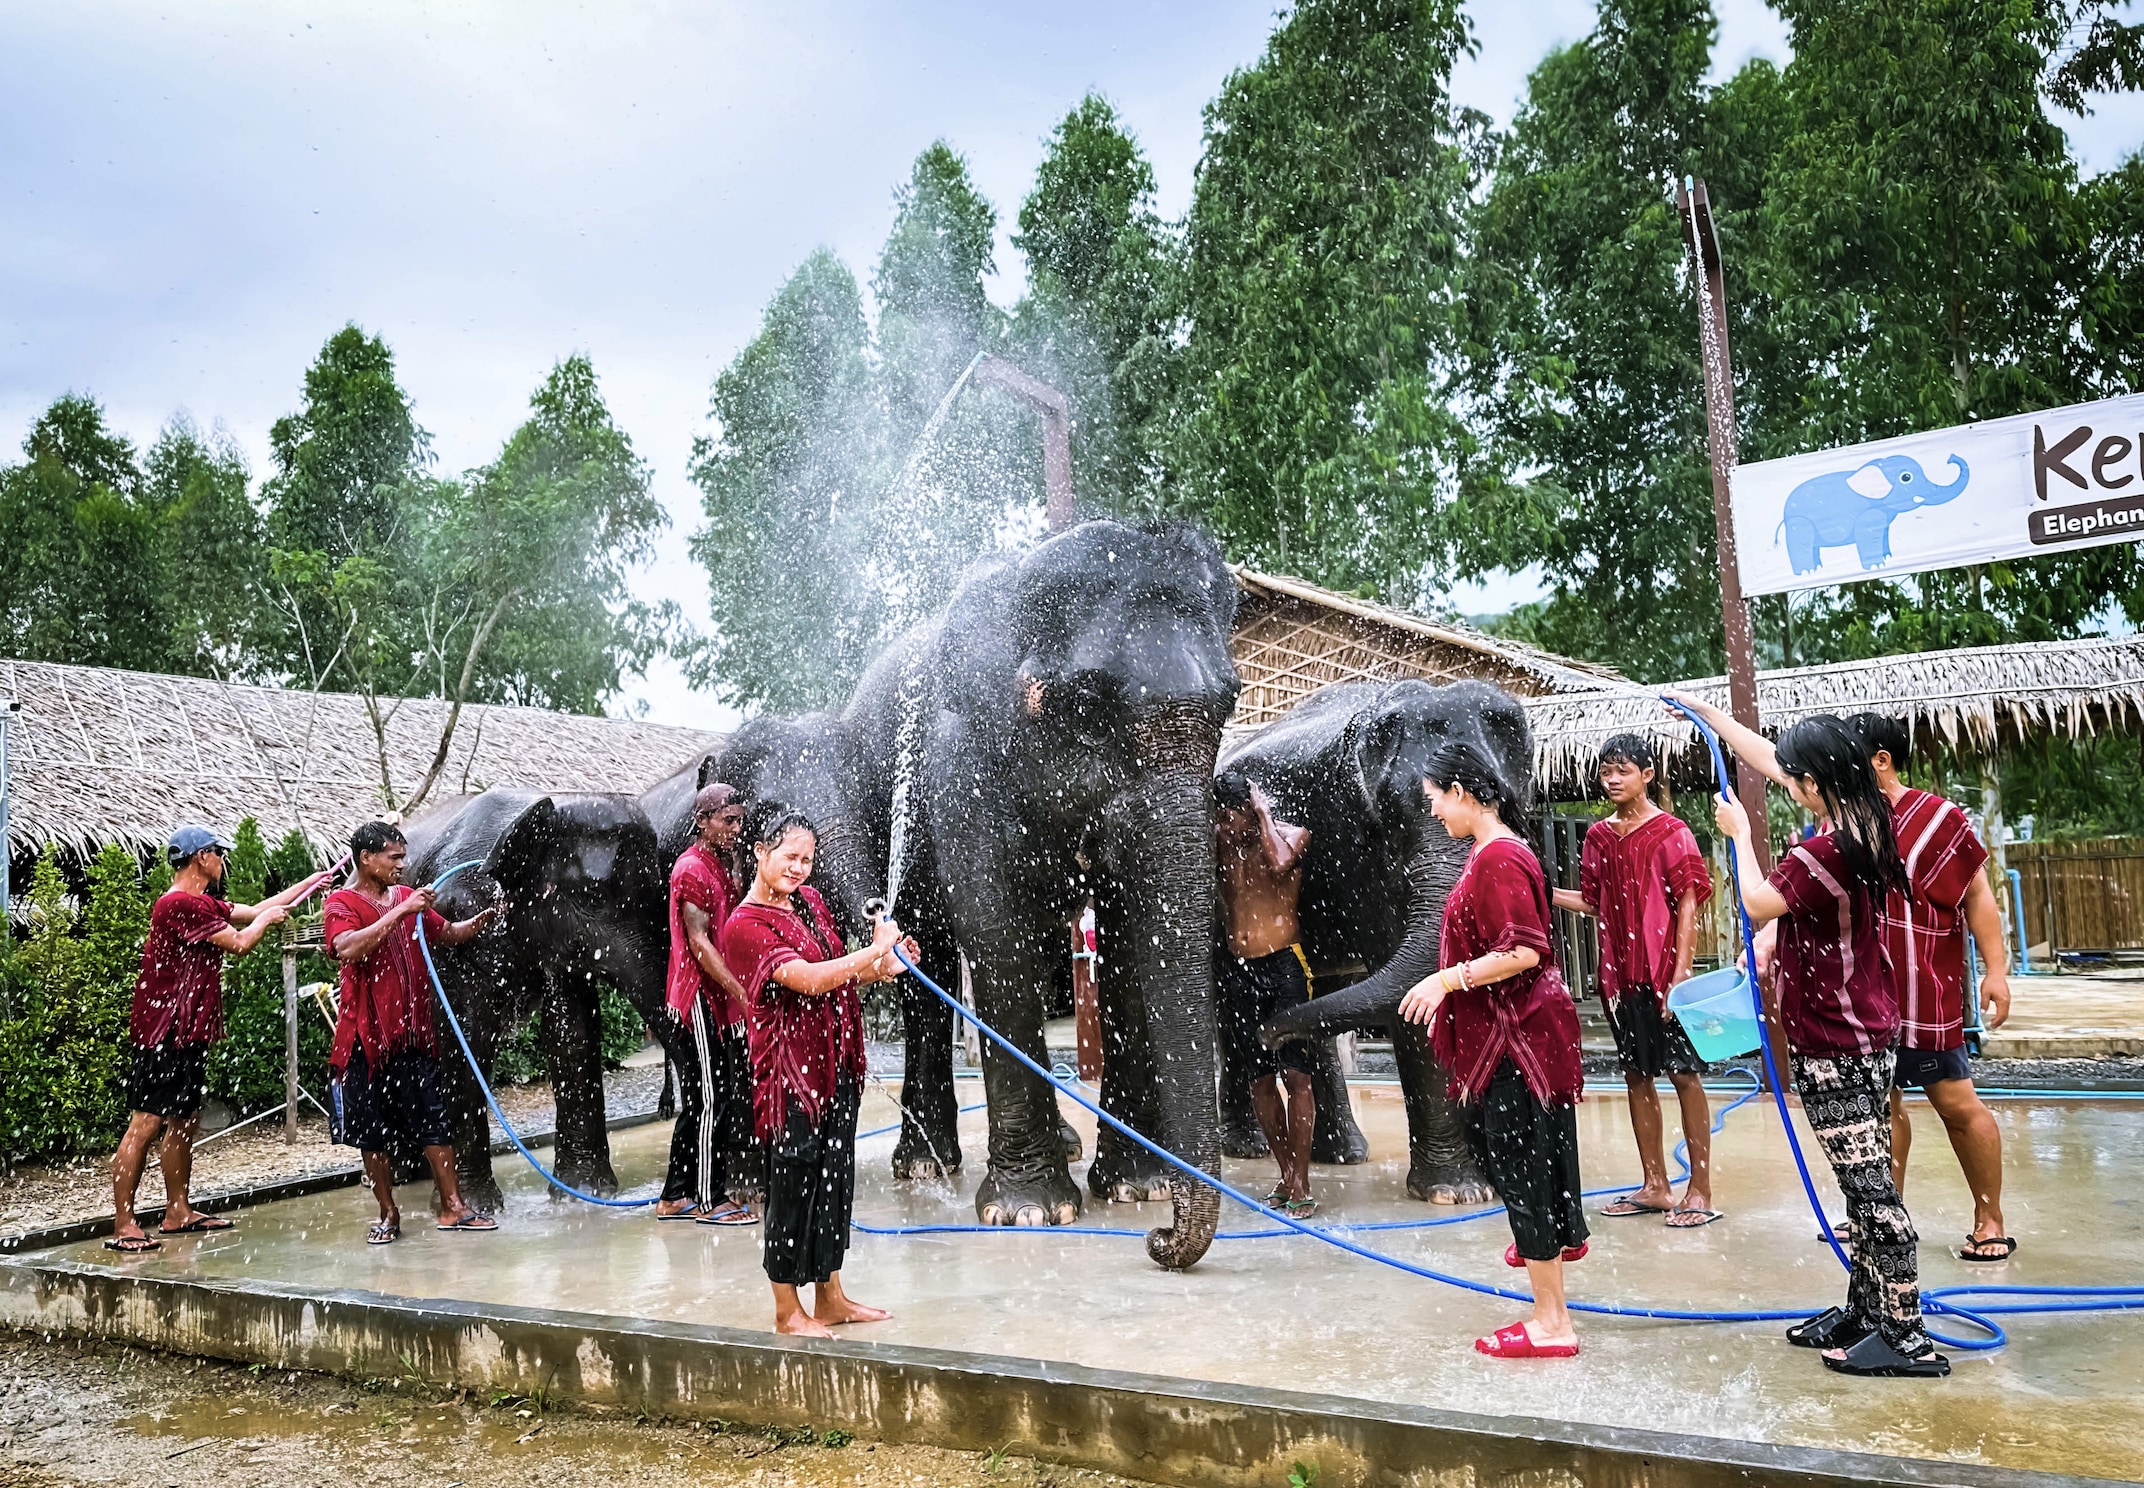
[403,789,676,1211]
[1229,678,1537,1206]
[1777,453,1969,575]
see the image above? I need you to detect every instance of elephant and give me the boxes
[842,519,1241,1269]
[1229,677,1537,1205]
[1777,453,1969,575]
[402,789,676,1211]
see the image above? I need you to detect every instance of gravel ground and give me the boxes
[0,1333,1175,1488]
[1,1066,671,1242]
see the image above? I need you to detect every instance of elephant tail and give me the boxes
[1145,1174,1221,1271]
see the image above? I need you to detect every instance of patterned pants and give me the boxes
[1792,1049,1933,1355]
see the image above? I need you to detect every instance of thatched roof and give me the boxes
[1526,636,2144,794]
[0,659,726,858]
[1229,568,1624,727]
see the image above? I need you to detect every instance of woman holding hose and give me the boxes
[718,803,912,1337]
[1667,694,1947,1379]
[1397,740,1587,1359]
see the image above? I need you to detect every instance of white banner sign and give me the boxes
[1730,392,2144,597]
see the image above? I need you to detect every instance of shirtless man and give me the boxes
[1215,769,1317,1216]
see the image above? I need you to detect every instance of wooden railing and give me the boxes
[2006,838,2144,956]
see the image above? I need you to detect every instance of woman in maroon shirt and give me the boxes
[1676,695,1946,1380]
[1396,740,1586,1360]
[719,805,911,1337]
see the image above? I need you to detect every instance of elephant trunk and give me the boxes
[1109,707,1224,1270]
[808,817,882,945]
[1266,828,1466,1040]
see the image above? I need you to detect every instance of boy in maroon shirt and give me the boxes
[107,824,331,1253]
[1553,735,1718,1227]
[325,821,498,1242]
[1852,714,2015,1261]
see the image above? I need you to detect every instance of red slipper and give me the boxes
[1474,1322,1580,1359]
[1504,1241,1588,1268]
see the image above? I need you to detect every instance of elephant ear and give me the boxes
[489,797,560,893]
[1846,463,1893,499]
[1352,688,1422,822]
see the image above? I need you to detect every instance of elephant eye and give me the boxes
[1900,472,1913,482]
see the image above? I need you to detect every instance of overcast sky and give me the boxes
[6,2,2140,730]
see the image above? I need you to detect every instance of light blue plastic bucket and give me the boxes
[1667,966,1763,1061]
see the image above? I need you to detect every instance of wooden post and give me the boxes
[283,943,300,1143]
[1677,178,1772,872]
[1070,915,1102,1083]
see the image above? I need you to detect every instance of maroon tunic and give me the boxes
[667,843,741,1027]
[323,887,448,1074]
[129,891,234,1048]
[1769,831,1898,1056]
[1430,837,1584,1105]
[718,885,866,1140]
[1578,811,1713,1010]
[1883,788,1988,1053]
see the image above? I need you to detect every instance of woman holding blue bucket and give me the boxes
[1667,696,1947,1380]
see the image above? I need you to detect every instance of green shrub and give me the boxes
[490,981,648,1086]
[0,844,146,1165]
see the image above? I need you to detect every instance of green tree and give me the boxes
[0,396,169,672]
[1010,94,1182,513]
[1761,0,2144,662]
[1172,0,1484,596]
[1459,0,1790,681]
[690,250,886,711]
[145,416,267,678]
[207,822,331,1113]
[876,142,1003,433]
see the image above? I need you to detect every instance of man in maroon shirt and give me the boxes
[108,824,331,1253]
[326,821,498,1242]
[1853,714,2015,1262]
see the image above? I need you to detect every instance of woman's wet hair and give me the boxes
[1774,715,1910,899]
[1596,732,1664,804]
[1849,711,1912,768]
[350,821,406,858]
[746,800,817,852]
[1424,739,1529,834]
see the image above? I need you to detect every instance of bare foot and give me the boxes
[1524,1318,1578,1350]
[654,1198,699,1218]
[775,1308,835,1338]
[815,1297,892,1326]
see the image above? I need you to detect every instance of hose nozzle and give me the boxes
[863,896,889,923]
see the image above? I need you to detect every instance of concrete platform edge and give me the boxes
[0,1258,2117,1488]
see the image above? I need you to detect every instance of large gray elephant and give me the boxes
[842,519,1241,1269]
[1227,678,1537,1205]
[403,789,676,1210]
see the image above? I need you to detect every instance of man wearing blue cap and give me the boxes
[106,824,332,1253]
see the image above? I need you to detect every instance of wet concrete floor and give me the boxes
[44,1079,2144,1480]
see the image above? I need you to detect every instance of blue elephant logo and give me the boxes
[1775,453,1970,575]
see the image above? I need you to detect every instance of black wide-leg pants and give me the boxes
[762,1074,860,1286]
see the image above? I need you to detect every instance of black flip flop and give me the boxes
[102,1234,162,1254]
[1600,1195,1672,1217]
[1959,1235,2017,1262]
[1821,1330,1949,1378]
[1785,1305,1869,1350]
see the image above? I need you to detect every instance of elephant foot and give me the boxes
[1406,1154,1494,1207]
[551,1154,619,1198]
[1087,1144,1174,1204]
[457,1172,505,1215]
[1058,1116,1084,1164]
[976,1165,1082,1227]
[1310,1108,1369,1167]
[891,1129,963,1181]
[1221,1117,1269,1160]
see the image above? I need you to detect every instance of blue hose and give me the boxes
[419,860,662,1208]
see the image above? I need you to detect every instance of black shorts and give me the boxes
[1221,947,1314,1079]
[126,1041,209,1119]
[331,1047,453,1154]
[1892,1044,1972,1090]
[1605,986,1708,1079]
